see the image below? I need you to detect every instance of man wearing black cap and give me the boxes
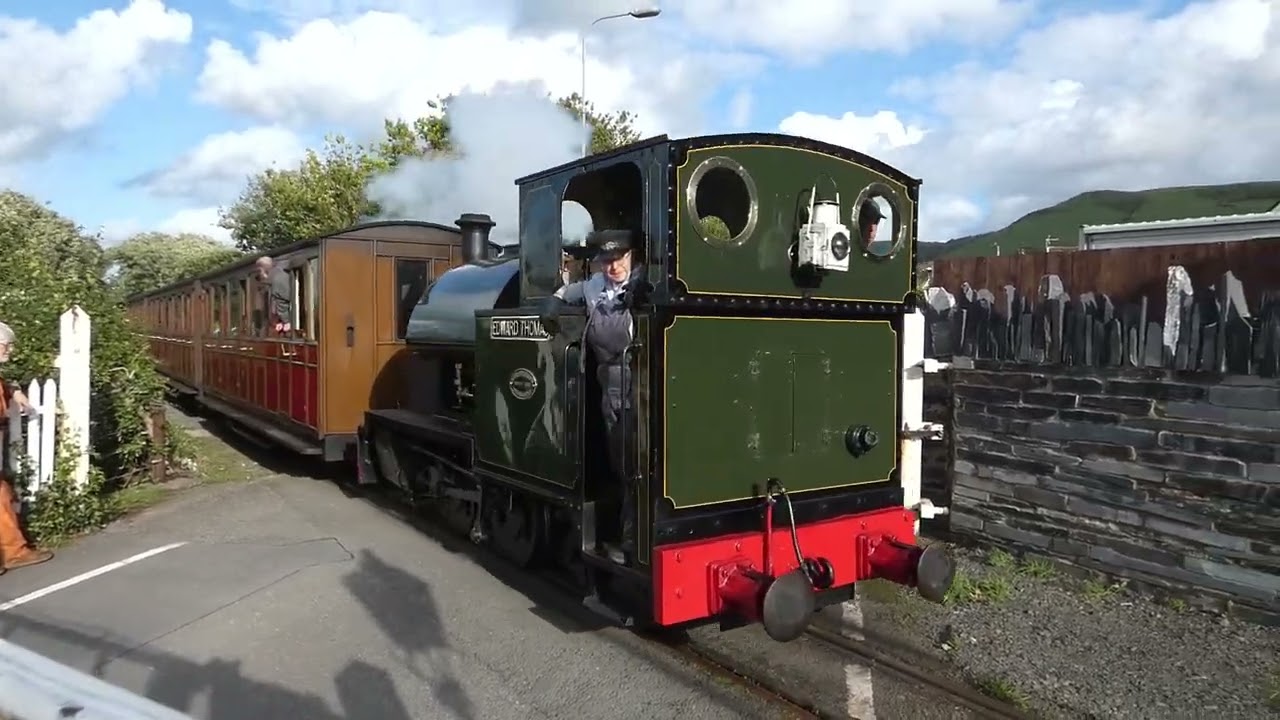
[540,229,644,565]
[858,198,885,248]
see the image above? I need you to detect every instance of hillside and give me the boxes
[919,181,1280,261]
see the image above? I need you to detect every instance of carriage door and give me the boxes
[321,239,375,438]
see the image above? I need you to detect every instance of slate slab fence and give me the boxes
[921,267,1280,377]
[916,262,1280,624]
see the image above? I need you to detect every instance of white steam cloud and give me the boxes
[365,82,594,247]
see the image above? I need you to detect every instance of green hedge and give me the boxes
[0,190,181,543]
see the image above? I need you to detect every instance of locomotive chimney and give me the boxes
[456,212,496,264]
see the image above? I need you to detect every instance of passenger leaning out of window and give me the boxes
[255,256,293,336]
[0,322,54,574]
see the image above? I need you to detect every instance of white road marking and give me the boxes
[0,542,188,613]
[843,597,877,719]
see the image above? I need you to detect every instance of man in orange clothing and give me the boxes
[0,321,54,575]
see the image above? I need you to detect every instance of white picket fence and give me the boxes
[3,306,92,503]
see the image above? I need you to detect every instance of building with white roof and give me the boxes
[1077,201,1280,251]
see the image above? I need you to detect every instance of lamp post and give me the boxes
[580,7,661,156]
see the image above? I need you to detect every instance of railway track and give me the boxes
[367,484,1027,720]
[804,624,1031,719]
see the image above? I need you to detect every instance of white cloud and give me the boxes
[99,207,233,247]
[195,10,761,140]
[128,125,307,204]
[156,207,233,244]
[676,0,1033,62]
[0,0,193,167]
[779,110,927,155]
[727,88,753,130]
[780,0,1280,240]
[918,195,985,244]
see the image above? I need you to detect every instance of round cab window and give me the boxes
[854,184,904,259]
[686,156,759,248]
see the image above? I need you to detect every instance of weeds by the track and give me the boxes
[943,549,1061,605]
[972,674,1032,711]
[1265,666,1279,710]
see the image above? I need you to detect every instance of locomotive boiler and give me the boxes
[357,132,955,641]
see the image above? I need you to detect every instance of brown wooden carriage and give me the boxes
[128,221,468,460]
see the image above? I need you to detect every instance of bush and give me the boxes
[0,190,178,543]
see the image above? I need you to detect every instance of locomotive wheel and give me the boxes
[439,496,475,537]
[490,496,542,568]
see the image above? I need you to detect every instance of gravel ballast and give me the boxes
[848,543,1280,719]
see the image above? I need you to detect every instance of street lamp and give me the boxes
[580,7,661,156]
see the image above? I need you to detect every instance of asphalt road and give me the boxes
[0,433,798,719]
[0,408,990,720]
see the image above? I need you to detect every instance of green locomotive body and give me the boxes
[358,133,954,639]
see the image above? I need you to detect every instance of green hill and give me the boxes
[919,181,1280,261]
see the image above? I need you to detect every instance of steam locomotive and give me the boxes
[354,132,956,641]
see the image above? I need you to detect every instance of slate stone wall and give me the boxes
[921,373,951,507]
[917,264,1280,623]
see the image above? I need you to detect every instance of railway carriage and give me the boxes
[129,221,484,460]
[357,132,956,641]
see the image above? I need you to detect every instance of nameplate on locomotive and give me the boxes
[490,316,551,341]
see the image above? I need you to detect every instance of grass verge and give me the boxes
[943,548,1060,605]
[95,421,260,525]
[972,674,1032,710]
[1265,666,1279,710]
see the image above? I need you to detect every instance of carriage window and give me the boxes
[305,257,319,341]
[229,280,244,335]
[288,265,305,338]
[394,258,430,340]
[211,286,224,336]
[251,276,268,336]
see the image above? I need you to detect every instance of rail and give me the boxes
[0,639,194,720]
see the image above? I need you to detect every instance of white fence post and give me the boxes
[5,401,18,477]
[24,380,39,494]
[55,305,91,490]
[2,305,92,504]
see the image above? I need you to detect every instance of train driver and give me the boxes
[255,256,293,335]
[539,229,644,566]
[859,198,885,246]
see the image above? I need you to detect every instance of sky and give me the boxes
[0,0,1277,247]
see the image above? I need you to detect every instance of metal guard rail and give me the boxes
[0,639,194,720]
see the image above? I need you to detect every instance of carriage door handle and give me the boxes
[345,313,355,347]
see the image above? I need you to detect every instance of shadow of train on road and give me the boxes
[0,549,479,720]
[166,400,604,640]
[342,548,476,720]
[0,611,404,720]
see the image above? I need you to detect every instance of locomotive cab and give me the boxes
[470,140,665,566]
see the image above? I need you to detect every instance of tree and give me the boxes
[219,94,645,253]
[218,135,390,253]
[106,232,244,298]
[557,93,642,155]
[0,190,178,542]
[373,94,640,160]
